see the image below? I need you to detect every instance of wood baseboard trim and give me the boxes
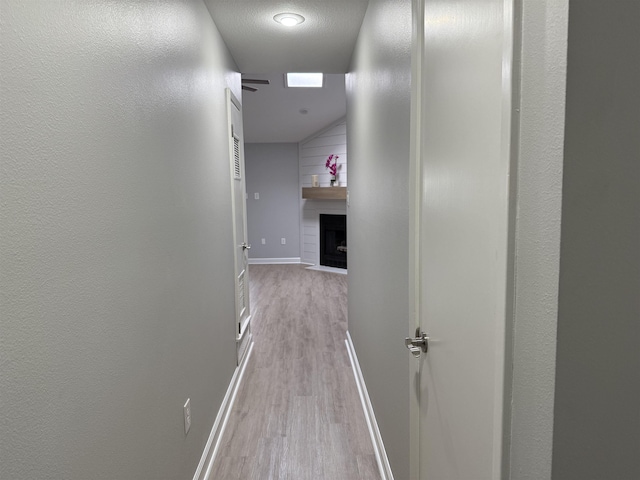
[345,332,394,480]
[192,341,255,480]
[248,257,301,265]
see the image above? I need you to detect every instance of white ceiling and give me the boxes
[205,0,369,143]
[204,0,370,73]
[240,73,346,143]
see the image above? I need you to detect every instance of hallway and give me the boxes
[210,265,381,479]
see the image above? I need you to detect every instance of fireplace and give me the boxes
[319,214,347,269]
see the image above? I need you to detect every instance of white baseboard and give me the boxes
[248,257,301,265]
[192,342,255,480]
[305,265,347,275]
[345,332,394,480]
[236,324,251,366]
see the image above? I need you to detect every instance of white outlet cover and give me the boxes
[184,398,191,435]
[281,238,286,245]
[254,192,259,200]
[261,238,266,244]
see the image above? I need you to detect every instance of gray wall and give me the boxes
[346,0,412,478]
[244,143,301,259]
[0,1,240,479]
[552,0,640,478]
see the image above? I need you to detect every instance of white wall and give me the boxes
[551,1,640,478]
[300,119,348,265]
[245,143,301,260]
[511,1,640,478]
[508,1,568,478]
[346,0,413,478]
[299,119,348,188]
[0,1,240,479]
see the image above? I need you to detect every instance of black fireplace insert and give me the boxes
[319,214,347,269]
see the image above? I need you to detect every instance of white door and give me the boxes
[409,0,515,478]
[227,89,251,365]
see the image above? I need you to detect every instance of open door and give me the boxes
[227,88,251,365]
[409,0,515,478]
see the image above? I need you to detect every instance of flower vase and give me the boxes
[330,175,337,187]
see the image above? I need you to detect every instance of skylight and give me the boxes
[285,73,324,88]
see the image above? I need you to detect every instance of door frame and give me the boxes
[226,88,252,365]
[408,0,424,477]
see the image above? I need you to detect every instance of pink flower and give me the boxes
[325,154,339,177]
[325,154,334,168]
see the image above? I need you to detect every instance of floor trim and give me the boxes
[248,257,301,265]
[236,326,251,366]
[306,265,348,275]
[345,332,394,480]
[192,341,255,480]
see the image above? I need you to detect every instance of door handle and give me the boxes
[405,328,429,358]
[241,243,251,250]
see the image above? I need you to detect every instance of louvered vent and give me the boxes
[238,270,246,316]
[233,135,241,179]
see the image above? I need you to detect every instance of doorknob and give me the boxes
[405,328,429,358]
[241,243,251,250]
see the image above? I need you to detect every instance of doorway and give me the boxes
[241,72,348,274]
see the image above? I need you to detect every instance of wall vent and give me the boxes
[238,269,246,320]
[233,134,241,179]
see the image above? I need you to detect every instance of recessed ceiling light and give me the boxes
[273,13,305,27]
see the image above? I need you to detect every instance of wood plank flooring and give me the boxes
[210,264,381,480]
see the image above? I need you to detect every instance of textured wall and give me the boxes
[245,143,301,259]
[346,0,412,478]
[509,1,568,478]
[552,1,640,478]
[0,1,240,478]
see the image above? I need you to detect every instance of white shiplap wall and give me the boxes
[299,119,347,265]
[300,119,348,187]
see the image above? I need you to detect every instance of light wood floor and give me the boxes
[210,264,381,480]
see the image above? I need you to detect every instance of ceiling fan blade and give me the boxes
[242,85,258,92]
[242,79,270,85]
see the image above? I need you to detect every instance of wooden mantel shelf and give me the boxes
[302,187,347,200]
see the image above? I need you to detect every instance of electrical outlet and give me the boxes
[261,238,266,245]
[183,398,191,435]
[254,192,259,200]
[281,238,286,245]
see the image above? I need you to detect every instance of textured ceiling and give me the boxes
[241,72,346,143]
[204,1,364,143]
[204,0,370,73]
